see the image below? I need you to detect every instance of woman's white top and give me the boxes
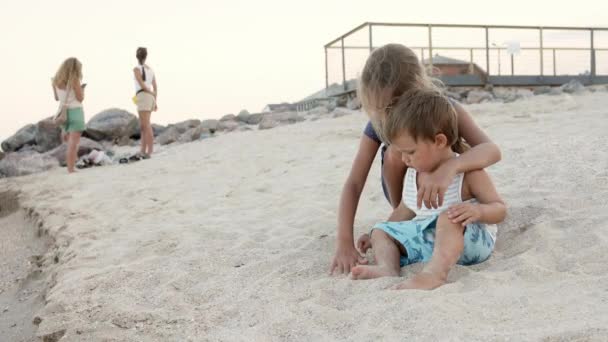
[134,65,155,93]
[55,86,82,109]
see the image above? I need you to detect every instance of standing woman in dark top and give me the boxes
[330,44,502,275]
[133,47,158,158]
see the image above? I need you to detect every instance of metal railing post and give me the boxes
[469,48,474,74]
[325,47,329,91]
[485,27,490,76]
[591,29,596,81]
[511,54,515,76]
[540,27,544,76]
[428,25,433,74]
[553,49,556,76]
[341,38,346,90]
[369,24,373,52]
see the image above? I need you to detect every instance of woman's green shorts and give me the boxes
[64,107,85,132]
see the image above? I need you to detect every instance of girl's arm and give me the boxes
[152,77,158,97]
[72,78,84,102]
[133,67,152,93]
[51,80,58,101]
[331,135,380,274]
[448,169,506,226]
[417,102,502,209]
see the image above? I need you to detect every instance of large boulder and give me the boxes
[86,108,139,141]
[0,151,59,177]
[157,126,181,145]
[561,79,586,94]
[35,118,62,153]
[258,119,279,130]
[1,124,36,152]
[331,108,357,118]
[219,120,240,132]
[151,124,167,137]
[347,96,361,110]
[533,86,552,95]
[171,119,201,133]
[178,126,206,143]
[220,114,236,121]
[236,110,250,123]
[466,90,494,104]
[46,137,104,166]
[0,151,4,161]
[246,113,264,125]
[201,119,220,132]
[263,111,305,124]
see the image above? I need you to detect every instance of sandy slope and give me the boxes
[3,91,608,341]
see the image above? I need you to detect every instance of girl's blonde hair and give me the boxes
[53,57,82,88]
[382,88,467,154]
[358,44,441,120]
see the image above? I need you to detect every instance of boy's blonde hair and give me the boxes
[53,57,82,88]
[382,88,467,154]
[358,44,440,120]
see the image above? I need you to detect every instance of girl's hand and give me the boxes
[356,233,372,254]
[330,241,367,275]
[447,203,482,226]
[417,160,457,209]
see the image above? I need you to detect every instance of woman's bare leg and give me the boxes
[66,132,81,173]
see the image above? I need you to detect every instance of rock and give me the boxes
[494,88,533,103]
[151,124,166,137]
[201,119,220,132]
[41,329,66,342]
[219,120,240,132]
[533,86,552,95]
[115,136,134,147]
[445,91,462,101]
[171,119,201,134]
[46,137,104,166]
[259,119,279,130]
[86,108,139,141]
[220,114,236,121]
[236,110,251,123]
[336,95,348,107]
[239,126,253,132]
[0,151,59,177]
[466,90,494,104]
[560,79,586,94]
[1,124,36,152]
[34,118,62,153]
[0,151,4,161]
[549,87,564,96]
[306,107,329,116]
[157,126,180,145]
[178,126,204,143]
[331,108,357,118]
[246,113,264,125]
[347,96,361,110]
[263,111,305,124]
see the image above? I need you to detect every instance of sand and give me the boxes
[2,91,608,341]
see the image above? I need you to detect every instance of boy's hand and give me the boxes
[447,203,482,226]
[418,160,457,209]
[356,233,372,254]
[330,242,367,275]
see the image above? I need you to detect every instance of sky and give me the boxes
[1,0,608,142]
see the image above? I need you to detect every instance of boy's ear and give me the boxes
[434,133,448,148]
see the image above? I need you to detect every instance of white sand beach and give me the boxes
[2,91,608,341]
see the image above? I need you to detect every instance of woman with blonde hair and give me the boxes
[52,57,86,173]
[133,47,157,158]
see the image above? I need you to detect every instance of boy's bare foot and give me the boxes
[392,271,446,290]
[351,265,399,280]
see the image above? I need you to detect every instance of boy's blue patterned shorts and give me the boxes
[372,215,496,267]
